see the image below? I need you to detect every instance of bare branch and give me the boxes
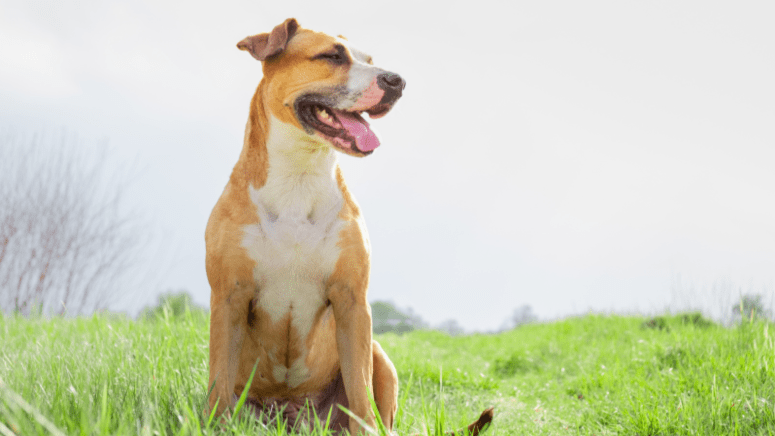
[0,130,146,315]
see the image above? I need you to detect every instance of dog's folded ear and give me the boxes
[237,18,299,61]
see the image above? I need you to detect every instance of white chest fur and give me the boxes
[240,117,345,385]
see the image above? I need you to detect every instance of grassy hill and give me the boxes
[1,311,774,435]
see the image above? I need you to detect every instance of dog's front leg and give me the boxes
[208,286,253,416]
[329,281,375,435]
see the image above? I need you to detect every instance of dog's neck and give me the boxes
[233,82,339,189]
[265,115,338,180]
[236,84,342,224]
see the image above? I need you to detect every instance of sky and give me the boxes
[1,0,774,331]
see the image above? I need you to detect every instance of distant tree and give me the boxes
[732,294,771,322]
[436,319,464,336]
[500,305,538,331]
[371,300,426,334]
[0,131,144,315]
[139,290,206,321]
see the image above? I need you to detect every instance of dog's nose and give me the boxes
[377,73,406,92]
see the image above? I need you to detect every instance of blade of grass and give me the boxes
[204,378,218,427]
[0,380,67,436]
[0,421,17,436]
[394,372,412,429]
[232,360,259,418]
[418,379,431,436]
[205,397,219,429]
[367,387,388,436]
[337,404,379,436]
[436,366,446,436]
[99,382,109,434]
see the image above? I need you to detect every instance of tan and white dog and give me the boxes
[205,18,493,435]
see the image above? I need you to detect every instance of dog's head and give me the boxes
[238,18,405,157]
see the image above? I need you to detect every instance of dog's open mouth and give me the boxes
[297,100,391,156]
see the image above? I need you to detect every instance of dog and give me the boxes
[205,18,493,435]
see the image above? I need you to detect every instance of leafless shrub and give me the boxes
[0,131,144,315]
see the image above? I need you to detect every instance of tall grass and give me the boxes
[2,311,774,435]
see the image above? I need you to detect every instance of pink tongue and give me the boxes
[332,109,380,152]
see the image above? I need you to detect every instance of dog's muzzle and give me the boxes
[296,72,406,156]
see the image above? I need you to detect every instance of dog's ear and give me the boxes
[237,18,299,61]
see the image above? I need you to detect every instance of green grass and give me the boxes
[2,311,775,435]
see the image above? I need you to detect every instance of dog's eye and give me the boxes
[315,52,347,65]
[313,45,349,65]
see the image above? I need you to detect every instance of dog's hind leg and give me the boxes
[372,340,398,430]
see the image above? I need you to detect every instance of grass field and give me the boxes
[2,310,775,435]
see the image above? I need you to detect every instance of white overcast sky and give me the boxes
[1,0,774,330]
